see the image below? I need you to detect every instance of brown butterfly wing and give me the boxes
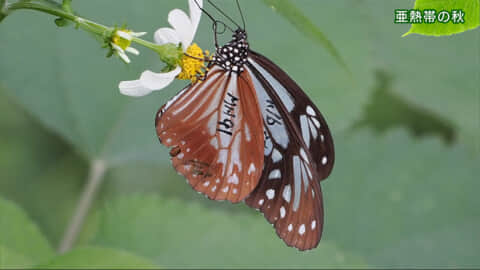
[156,67,264,203]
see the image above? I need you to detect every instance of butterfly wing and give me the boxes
[156,66,264,203]
[248,51,335,179]
[243,51,334,250]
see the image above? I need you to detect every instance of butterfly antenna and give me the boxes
[207,0,242,29]
[193,0,215,24]
[236,0,246,30]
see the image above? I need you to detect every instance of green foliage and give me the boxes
[262,0,350,74]
[91,195,366,267]
[40,246,157,268]
[0,198,54,268]
[404,0,480,36]
[324,129,480,266]
[370,0,480,153]
[353,70,455,143]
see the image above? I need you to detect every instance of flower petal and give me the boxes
[118,66,181,97]
[131,31,147,37]
[188,0,202,36]
[116,30,133,40]
[139,66,181,90]
[125,47,140,55]
[117,50,131,63]
[154,27,181,45]
[168,9,194,50]
[119,80,153,97]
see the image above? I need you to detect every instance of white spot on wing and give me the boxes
[293,156,301,211]
[272,148,282,163]
[222,186,229,193]
[203,181,210,187]
[268,169,281,180]
[300,115,310,148]
[280,206,286,218]
[309,120,318,139]
[258,199,264,206]
[228,174,239,184]
[299,224,305,235]
[288,224,293,232]
[311,220,316,230]
[306,106,316,116]
[210,137,219,149]
[322,156,328,165]
[266,189,275,200]
[283,185,291,203]
[244,123,251,141]
[300,148,309,164]
[311,117,321,128]
[248,163,256,175]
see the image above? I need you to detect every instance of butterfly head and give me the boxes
[213,29,249,73]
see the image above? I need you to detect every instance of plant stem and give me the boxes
[58,159,107,254]
[5,0,163,52]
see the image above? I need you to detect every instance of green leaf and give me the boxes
[404,0,480,36]
[0,245,34,268]
[353,70,455,143]
[39,246,157,268]
[368,0,480,153]
[91,195,367,268]
[0,197,54,267]
[262,0,350,75]
[324,129,480,266]
[0,87,100,247]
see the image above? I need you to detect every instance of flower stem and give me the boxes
[4,0,169,56]
[58,159,107,254]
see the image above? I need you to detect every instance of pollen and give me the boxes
[177,43,208,84]
[112,30,133,51]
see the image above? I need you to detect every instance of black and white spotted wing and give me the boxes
[248,51,335,179]
[243,50,334,251]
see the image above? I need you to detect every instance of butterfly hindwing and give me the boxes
[156,66,264,203]
[243,62,326,250]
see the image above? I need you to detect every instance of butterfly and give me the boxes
[155,0,334,251]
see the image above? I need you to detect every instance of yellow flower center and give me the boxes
[112,30,132,51]
[178,43,208,84]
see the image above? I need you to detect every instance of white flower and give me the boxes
[111,30,147,64]
[119,0,203,97]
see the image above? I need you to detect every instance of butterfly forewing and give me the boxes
[156,66,264,203]
[248,51,335,180]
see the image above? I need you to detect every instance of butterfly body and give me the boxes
[156,28,334,250]
[212,29,249,73]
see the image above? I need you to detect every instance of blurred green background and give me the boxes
[0,0,479,268]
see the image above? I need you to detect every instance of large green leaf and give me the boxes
[0,0,374,166]
[0,198,54,267]
[261,0,350,73]
[39,246,157,268]
[90,195,367,268]
[404,0,480,36]
[323,129,480,266]
[367,0,479,153]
